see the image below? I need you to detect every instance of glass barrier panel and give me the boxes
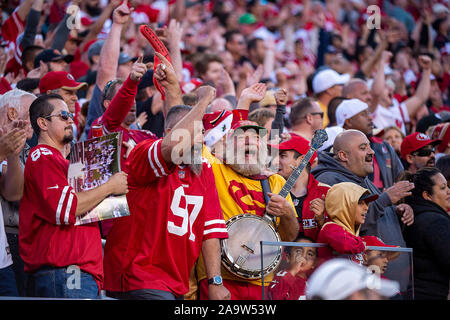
[260,241,413,300]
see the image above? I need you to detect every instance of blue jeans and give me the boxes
[27,266,99,299]
[0,265,19,296]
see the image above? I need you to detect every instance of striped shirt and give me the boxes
[19,145,103,289]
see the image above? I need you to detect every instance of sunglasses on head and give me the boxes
[43,110,74,121]
[412,147,435,157]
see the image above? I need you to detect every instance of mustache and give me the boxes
[365,154,373,161]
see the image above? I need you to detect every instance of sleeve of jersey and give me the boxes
[202,165,228,240]
[127,138,175,186]
[29,155,77,226]
[102,76,139,134]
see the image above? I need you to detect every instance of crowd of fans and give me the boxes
[0,0,449,300]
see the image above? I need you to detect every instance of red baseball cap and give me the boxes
[428,123,450,153]
[270,133,317,164]
[39,71,88,94]
[361,236,400,261]
[400,132,441,160]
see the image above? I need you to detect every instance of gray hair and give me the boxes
[0,89,36,124]
[0,88,36,113]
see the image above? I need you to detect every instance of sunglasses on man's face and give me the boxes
[309,112,324,119]
[412,147,435,157]
[43,110,74,121]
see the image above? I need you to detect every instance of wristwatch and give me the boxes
[207,275,223,286]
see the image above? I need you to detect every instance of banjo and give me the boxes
[221,129,328,279]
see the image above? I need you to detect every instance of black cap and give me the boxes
[34,49,74,69]
[359,192,379,204]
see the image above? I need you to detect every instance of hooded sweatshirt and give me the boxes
[316,182,368,266]
[312,151,393,236]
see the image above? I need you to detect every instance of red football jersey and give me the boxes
[268,270,307,300]
[19,145,103,290]
[103,138,228,296]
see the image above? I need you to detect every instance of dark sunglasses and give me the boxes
[412,147,435,157]
[43,110,74,121]
[309,112,324,119]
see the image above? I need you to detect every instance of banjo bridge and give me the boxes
[241,244,255,254]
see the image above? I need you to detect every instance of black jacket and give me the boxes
[311,151,393,236]
[404,199,450,300]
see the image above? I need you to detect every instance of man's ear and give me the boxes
[337,150,348,162]
[343,118,351,130]
[7,107,18,121]
[36,117,48,133]
[405,154,414,165]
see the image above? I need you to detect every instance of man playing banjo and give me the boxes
[196,89,299,299]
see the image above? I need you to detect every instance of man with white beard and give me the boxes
[196,114,298,300]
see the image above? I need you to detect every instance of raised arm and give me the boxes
[153,53,183,118]
[369,50,392,113]
[102,57,151,132]
[403,55,432,118]
[96,0,133,91]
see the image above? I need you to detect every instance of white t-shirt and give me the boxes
[371,99,410,135]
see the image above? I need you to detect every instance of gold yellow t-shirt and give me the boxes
[196,146,296,286]
[318,100,329,128]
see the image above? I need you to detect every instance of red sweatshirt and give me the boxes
[316,222,366,266]
[88,76,156,237]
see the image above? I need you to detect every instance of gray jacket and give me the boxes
[311,151,393,236]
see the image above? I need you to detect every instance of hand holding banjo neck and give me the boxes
[220,129,328,280]
[139,24,173,100]
[277,129,328,199]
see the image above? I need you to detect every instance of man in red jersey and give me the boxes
[19,94,128,298]
[103,54,231,300]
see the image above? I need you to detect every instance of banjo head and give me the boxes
[221,214,282,279]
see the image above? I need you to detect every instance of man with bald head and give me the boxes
[335,96,404,189]
[312,130,413,236]
[313,130,415,295]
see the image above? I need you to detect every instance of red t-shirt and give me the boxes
[19,145,103,290]
[103,138,228,296]
[268,270,307,300]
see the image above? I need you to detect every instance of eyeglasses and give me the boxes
[309,112,324,119]
[43,110,74,121]
[412,147,435,157]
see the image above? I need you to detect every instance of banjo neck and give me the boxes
[278,147,317,199]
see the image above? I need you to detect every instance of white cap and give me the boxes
[312,69,350,94]
[306,259,400,300]
[318,126,344,151]
[335,98,369,127]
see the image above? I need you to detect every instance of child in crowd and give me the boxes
[268,236,317,300]
[316,182,379,266]
[362,236,401,276]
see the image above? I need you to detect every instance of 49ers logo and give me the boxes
[228,180,265,216]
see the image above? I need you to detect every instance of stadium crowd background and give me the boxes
[0,0,449,300]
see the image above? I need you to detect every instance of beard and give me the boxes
[224,138,268,177]
[188,144,203,176]
[63,126,74,144]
